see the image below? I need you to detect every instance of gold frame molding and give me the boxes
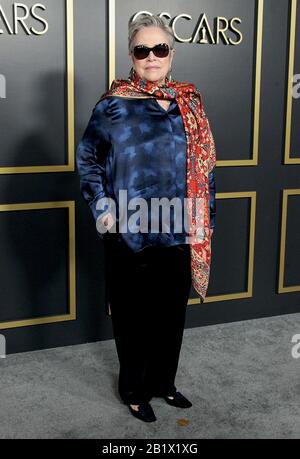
[0,201,76,329]
[0,0,74,174]
[108,0,264,166]
[284,0,299,164]
[188,191,256,304]
[278,189,300,293]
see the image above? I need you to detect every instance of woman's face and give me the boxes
[129,26,175,85]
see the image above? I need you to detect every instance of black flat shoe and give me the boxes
[128,403,157,422]
[163,391,192,408]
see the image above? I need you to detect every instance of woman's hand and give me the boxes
[98,212,115,232]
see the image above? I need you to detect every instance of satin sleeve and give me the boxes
[76,100,112,233]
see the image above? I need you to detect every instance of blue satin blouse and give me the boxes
[76,95,216,252]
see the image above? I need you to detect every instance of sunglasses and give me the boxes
[133,43,171,60]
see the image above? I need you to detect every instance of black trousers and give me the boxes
[104,234,192,405]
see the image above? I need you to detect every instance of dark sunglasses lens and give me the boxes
[153,44,169,57]
[134,47,149,59]
[133,44,170,59]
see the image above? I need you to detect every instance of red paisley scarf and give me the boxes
[97,68,217,302]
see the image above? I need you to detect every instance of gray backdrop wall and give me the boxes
[0,0,299,354]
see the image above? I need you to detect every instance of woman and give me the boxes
[76,14,216,423]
